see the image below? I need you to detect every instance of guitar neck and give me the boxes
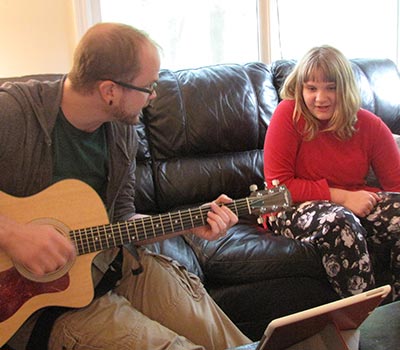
[70,198,251,256]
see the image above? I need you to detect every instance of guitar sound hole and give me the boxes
[15,217,76,283]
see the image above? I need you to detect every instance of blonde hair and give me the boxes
[281,45,361,140]
[69,22,159,93]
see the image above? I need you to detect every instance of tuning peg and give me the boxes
[249,184,258,193]
[272,179,280,187]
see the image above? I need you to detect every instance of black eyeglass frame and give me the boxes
[104,79,157,95]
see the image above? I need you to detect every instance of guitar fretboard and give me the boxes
[70,199,250,255]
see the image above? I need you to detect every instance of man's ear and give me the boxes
[98,80,116,105]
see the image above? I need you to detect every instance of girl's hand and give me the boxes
[330,188,381,217]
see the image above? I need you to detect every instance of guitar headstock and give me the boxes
[247,181,292,221]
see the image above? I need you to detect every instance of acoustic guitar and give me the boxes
[0,179,291,345]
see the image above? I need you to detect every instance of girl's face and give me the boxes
[302,71,337,121]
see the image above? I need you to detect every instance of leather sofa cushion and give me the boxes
[184,222,326,284]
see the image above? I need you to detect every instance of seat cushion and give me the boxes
[183,222,327,284]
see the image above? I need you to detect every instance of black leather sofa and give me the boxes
[1,58,399,341]
[136,58,400,341]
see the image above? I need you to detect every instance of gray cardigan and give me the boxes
[0,76,141,273]
[1,77,140,347]
[0,77,138,222]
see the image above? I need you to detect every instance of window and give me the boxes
[99,0,260,70]
[76,0,400,69]
[269,0,399,64]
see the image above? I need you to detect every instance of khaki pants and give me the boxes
[48,248,251,350]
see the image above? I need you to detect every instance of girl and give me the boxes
[264,45,400,300]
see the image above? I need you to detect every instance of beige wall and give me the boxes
[0,0,77,77]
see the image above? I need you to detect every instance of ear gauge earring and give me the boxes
[109,100,113,106]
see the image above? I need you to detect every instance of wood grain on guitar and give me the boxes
[0,179,291,346]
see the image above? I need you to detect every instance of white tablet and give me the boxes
[256,285,391,350]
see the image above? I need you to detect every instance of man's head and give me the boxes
[69,22,158,93]
[68,22,160,126]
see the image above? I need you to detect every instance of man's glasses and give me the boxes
[105,79,157,95]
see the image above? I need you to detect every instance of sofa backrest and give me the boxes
[2,58,400,215]
[137,58,400,214]
[138,62,277,213]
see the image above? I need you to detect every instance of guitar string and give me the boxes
[70,192,287,255]
[70,201,251,254]
[71,194,287,254]
[71,200,247,254]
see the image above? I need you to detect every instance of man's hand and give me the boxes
[191,194,238,241]
[0,215,76,276]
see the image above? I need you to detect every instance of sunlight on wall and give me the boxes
[0,0,76,77]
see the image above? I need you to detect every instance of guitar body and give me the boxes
[0,179,109,346]
[0,178,292,345]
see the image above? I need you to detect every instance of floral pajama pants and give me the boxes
[268,192,400,300]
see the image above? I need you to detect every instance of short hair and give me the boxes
[281,45,361,140]
[69,22,159,93]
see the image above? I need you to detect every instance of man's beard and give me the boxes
[112,104,140,125]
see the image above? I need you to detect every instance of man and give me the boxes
[0,23,250,350]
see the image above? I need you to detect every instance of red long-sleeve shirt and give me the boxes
[264,99,400,203]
